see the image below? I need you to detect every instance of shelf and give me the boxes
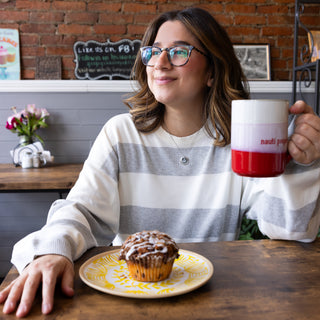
[0,80,316,93]
[0,80,138,93]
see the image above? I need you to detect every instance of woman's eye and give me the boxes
[172,48,188,57]
[152,49,161,56]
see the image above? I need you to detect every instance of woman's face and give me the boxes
[146,20,212,111]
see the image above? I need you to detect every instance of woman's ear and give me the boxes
[207,76,213,87]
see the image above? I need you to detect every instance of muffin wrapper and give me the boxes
[126,256,176,282]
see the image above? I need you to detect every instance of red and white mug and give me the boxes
[231,99,290,177]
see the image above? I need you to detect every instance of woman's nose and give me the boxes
[154,51,172,69]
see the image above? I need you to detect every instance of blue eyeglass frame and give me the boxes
[140,45,208,67]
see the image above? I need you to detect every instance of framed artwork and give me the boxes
[0,28,20,80]
[233,44,271,81]
[308,30,320,63]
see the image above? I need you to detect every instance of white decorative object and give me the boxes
[10,142,53,167]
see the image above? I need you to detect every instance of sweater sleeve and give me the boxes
[241,160,320,242]
[11,121,120,274]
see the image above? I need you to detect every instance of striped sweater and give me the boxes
[12,113,320,273]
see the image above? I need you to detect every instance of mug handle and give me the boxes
[286,152,292,164]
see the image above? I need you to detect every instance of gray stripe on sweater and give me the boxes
[116,143,231,176]
[118,205,242,241]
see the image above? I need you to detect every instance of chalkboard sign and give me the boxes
[73,39,141,80]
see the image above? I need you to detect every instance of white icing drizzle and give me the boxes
[119,230,179,261]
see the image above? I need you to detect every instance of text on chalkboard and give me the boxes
[73,39,141,80]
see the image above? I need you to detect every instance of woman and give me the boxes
[1,8,320,317]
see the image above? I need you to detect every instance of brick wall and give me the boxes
[0,0,319,80]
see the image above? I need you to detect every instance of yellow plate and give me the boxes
[79,249,213,299]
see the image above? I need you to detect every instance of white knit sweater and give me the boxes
[12,113,320,273]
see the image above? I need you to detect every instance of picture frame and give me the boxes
[308,30,320,63]
[0,28,20,80]
[36,56,61,80]
[233,44,271,81]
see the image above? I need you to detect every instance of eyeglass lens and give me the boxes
[141,46,191,66]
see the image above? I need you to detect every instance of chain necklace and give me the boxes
[163,123,202,165]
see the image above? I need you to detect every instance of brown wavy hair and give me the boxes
[124,7,249,146]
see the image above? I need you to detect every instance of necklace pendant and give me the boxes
[180,156,189,165]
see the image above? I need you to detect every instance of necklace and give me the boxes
[163,124,202,165]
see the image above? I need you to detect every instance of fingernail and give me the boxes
[16,304,27,317]
[42,303,51,314]
[3,301,14,313]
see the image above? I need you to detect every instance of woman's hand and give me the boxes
[0,254,74,318]
[288,100,320,164]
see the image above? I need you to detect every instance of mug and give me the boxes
[231,99,289,177]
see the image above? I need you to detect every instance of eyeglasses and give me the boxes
[140,45,208,67]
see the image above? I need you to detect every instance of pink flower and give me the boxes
[40,108,50,118]
[5,104,50,144]
[26,104,42,119]
[5,115,20,130]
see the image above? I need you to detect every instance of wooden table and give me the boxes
[1,239,320,319]
[0,163,82,195]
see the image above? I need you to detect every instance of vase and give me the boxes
[11,136,36,166]
[19,135,34,147]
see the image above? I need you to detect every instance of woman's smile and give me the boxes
[154,75,176,85]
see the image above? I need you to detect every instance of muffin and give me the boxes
[119,230,180,282]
